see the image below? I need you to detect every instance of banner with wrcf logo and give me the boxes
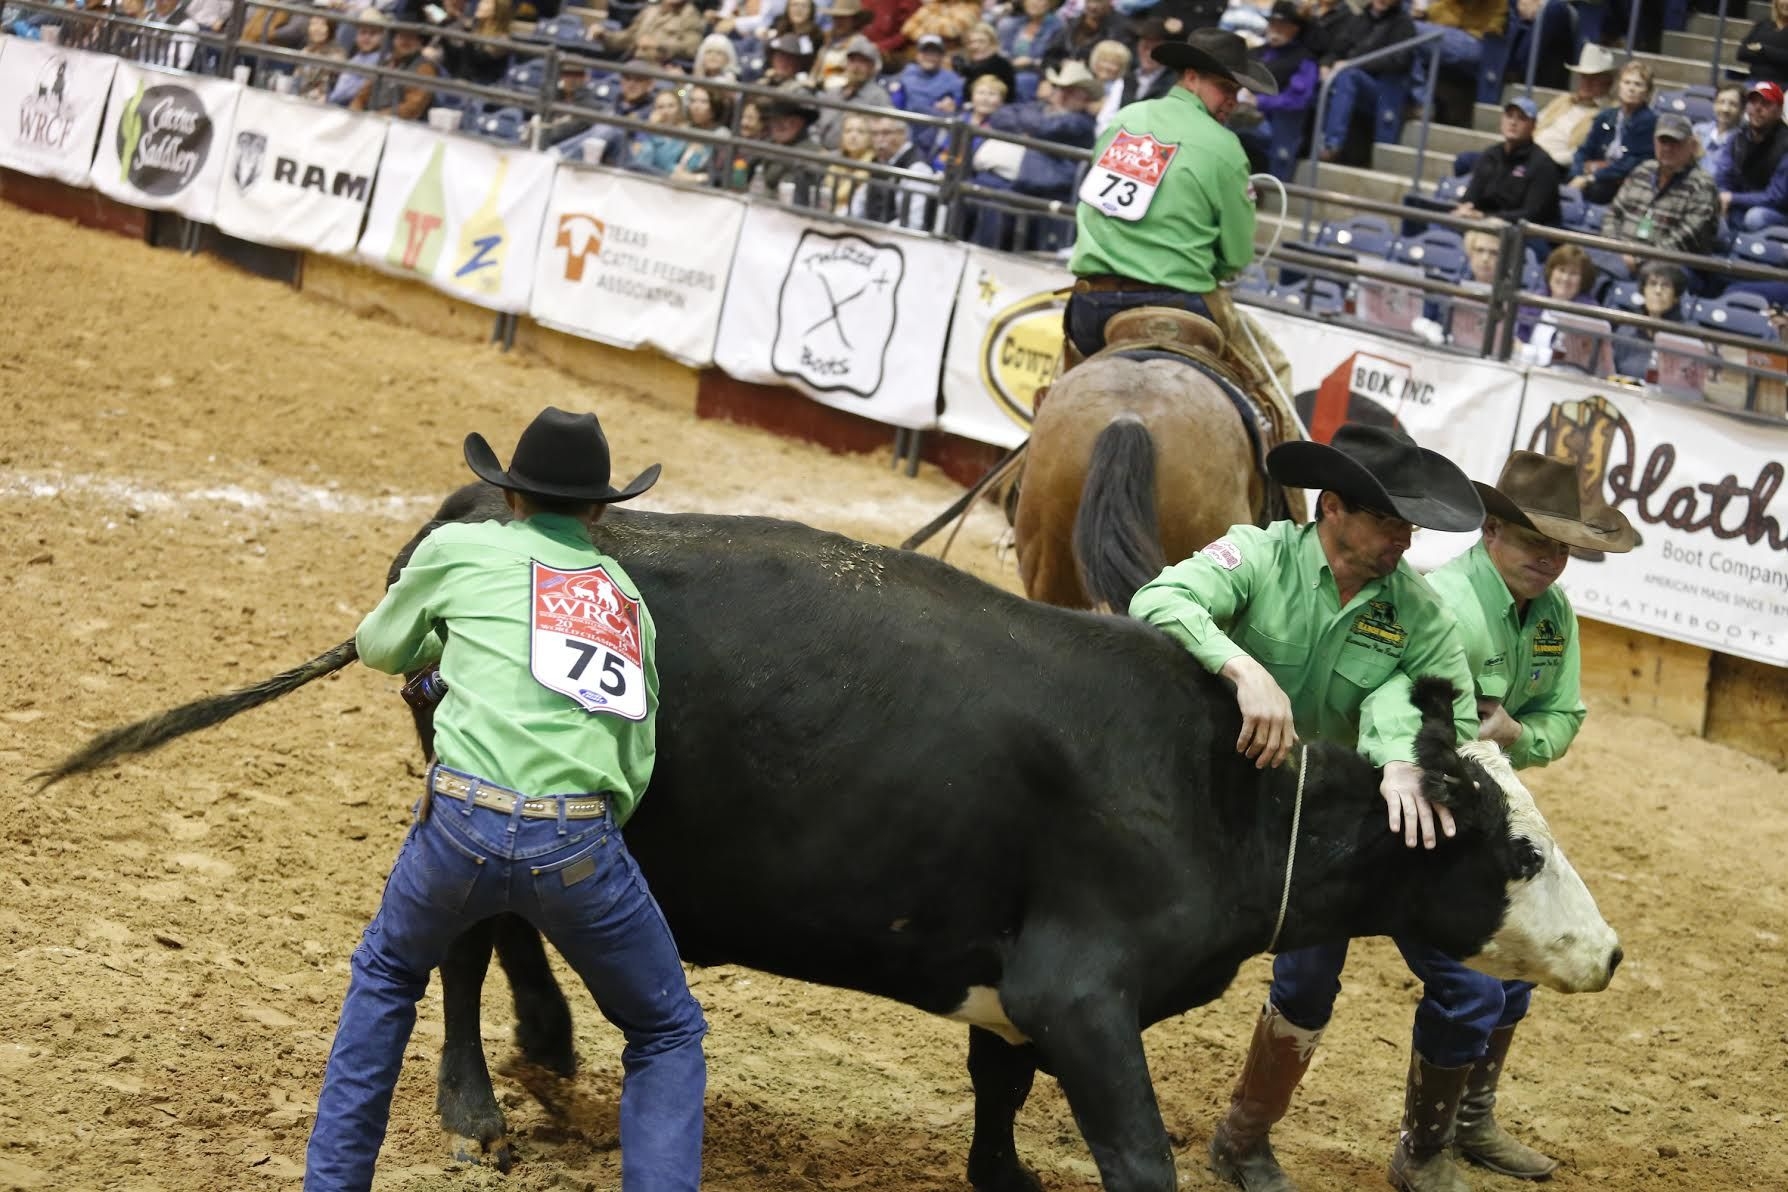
[88,62,240,222]
[213,88,387,256]
[0,39,118,187]
[356,121,554,315]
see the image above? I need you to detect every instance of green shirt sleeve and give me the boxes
[1127,529,1263,674]
[355,534,449,675]
[1208,156,1257,282]
[1356,604,1479,766]
[1508,605,1586,768]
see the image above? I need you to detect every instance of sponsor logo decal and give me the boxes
[18,54,77,152]
[770,229,904,396]
[232,130,266,191]
[117,80,213,195]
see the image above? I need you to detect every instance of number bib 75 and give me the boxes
[530,561,648,720]
[1078,130,1179,221]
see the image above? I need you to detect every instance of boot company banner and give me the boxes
[1512,374,1788,667]
[88,62,239,222]
[212,89,387,256]
[939,248,1071,449]
[0,39,117,186]
[356,122,554,314]
[712,203,966,429]
[528,167,745,368]
[1246,306,1527,572]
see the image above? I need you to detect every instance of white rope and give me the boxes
[1265,744,1308,955]
[1226,172,1314,442]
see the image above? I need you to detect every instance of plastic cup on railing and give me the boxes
[426,107,462,131]
[272,74,296,95]
[581,137,608,164]
[777,179,796,206]
[233,64,252,85]
[40,25,61,45]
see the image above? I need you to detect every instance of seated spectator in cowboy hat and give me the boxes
[763,30,820,88]
[758,95,827,203]
[1532,43,1616,169]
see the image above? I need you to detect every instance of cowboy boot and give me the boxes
[1455,1024,1560,1179]
[1387,1049,1472,1192]
[1207,1004,1322,1191]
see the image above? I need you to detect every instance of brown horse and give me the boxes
[1015,349,1286,612]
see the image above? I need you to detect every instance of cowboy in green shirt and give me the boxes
[1384,450,1637,1191]
[306,408,707,1192]
[1065,28,1275,359]
[1130,424,1488,1192]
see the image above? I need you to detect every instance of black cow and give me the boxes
[39,483,1620,1192]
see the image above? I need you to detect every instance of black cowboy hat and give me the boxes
[1267,423,1483,532]
[1267,0,1306,26]
[465,406,660,504]
[1152,28,1279,96]
[1473,451,1637,554]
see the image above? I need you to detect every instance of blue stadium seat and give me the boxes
[1654,88,1715,126]
[1233,263,1274,299]
[1580,203,1607,233]
[1271,278,1346,316]
[1522,259,1544,291]
[1603,279,1643,314]
[1393,228,1468,281]
[1557,186,1589,229]
[1732,226,1788,268]
[1317,215,1395,258]
[1695,292,1777,340]
[1432,173,1468,205]
[503,58,545,92]
[527,14,590,46]
[473,106,529,143]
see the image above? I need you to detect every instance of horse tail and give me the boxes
[1072,413,1165,613]
[32,639,360,790]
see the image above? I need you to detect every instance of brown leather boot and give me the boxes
[1455,1025,1560,1179]
[1387,1050,1472,1192]
[1207,1004,1321,1191]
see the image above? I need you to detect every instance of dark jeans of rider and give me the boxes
[304,765,708,1192]
[1271,940,1535,1066]
[1064,285,1215,358]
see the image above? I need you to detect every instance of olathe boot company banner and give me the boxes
[88,62,240,223]
[0,38,118,186]
[213,89,388,256]
[356,121,554,314]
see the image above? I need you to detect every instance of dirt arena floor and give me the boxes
[1,200,1784,1192]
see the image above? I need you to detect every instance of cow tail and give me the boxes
[1072,413,1164,614]
[31,639,360,790]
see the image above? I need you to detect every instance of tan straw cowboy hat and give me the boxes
[1473,451,1637,554]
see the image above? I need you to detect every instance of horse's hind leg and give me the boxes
[496,915,576,1077]
[438,919,515,1171]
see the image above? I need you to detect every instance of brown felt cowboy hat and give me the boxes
[465,406,660,504]
[1152,28,1279,96]
[1267,423,1484,532]
[1472,451,1637,554]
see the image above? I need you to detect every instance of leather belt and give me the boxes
[1073,274,1180,294]
[428,769,607,820]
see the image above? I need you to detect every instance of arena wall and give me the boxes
[7,176,1781,769]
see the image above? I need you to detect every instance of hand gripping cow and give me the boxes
[37,472,1622,1192]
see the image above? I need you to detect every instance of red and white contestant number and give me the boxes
[1077,130,1179,221]
[530,562,648,720]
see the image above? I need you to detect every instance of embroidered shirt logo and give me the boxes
[1532,617,1567,657]
[1350,599,1406,648]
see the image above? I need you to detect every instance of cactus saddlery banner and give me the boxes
[356,122,553,314]
[88,62,239,222]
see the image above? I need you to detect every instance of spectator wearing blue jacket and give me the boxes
[965,59,1100,250]
[1717,81,1788,232]
[1567,59,1656,205]
[894,32,965,154]
[998,0,1066,101]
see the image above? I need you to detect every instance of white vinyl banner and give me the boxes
[356,121,554,313]
[212,89,386,255]
[88,62,239,222]
[938,248,1071,449]
[0,38,117,186]
[1246,306,1528,571]
[528,168,745,367]
[712,204,966,429]
[1512,374,1788,667]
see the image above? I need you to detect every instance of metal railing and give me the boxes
[1304,28,1442,240]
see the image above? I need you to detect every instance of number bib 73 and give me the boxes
[1078,130,1179,221]
[530,562,648,720]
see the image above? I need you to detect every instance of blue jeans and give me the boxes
[1321,67,1381,153]
[1270,941,1535,1068]
[1740,205,1788,232]
[1410,22,1484,101]
[304,766,707,1192]
[1064,288,1213,357]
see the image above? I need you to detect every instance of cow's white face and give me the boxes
[1457,742,1622,993]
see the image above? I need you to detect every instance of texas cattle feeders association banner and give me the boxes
[713,204,967,429]
[1247,306,1528,572]
[0,38,118,186]
[939,247,1071,449]
[356,122,554,314]
[529,168,745,368]
[212,89,387,255]
[1512,374,1788,667]
[88,63,239,223]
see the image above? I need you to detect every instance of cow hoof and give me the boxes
[448,1131,515,1173]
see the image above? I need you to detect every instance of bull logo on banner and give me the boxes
[770,229,904,396]
[233,130,268,192]
[116,79,213,196]
[19,55,76,152]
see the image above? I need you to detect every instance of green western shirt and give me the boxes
[1424,542,1584,770]
[1069,87,1257,292]
[356,514,659,824]
[1128,521,1478,765]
